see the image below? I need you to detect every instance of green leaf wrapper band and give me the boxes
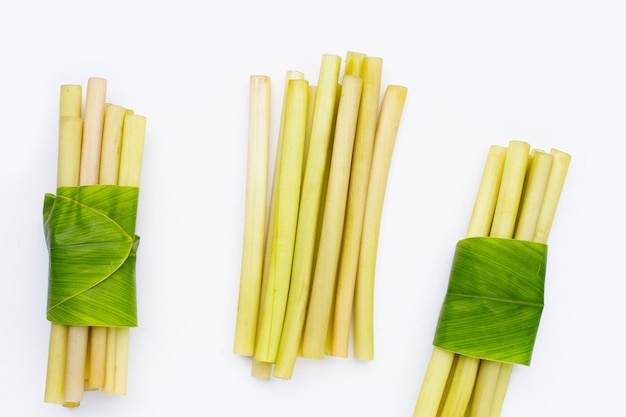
[433,237,548,366]
[43,185,140,327]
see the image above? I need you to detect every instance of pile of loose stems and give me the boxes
[412,141,570,417]
[233,51,408,379]
[44,78,146,406]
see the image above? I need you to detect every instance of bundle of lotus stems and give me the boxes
[234,51,407,379]
[412,141,570,417]
[43,78,146,406]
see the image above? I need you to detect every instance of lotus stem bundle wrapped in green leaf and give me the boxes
[412,141,570,417]
[43,78,146,406]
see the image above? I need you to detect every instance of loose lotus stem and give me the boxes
[344,51,367,77]
[331,56,383,357]
[351,84,407,360]
[249,71,304,379]
[254,78,309,363]
[233,75,271,356]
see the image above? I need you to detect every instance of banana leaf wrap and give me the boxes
[433,237,547,366]
[43,185,140,327]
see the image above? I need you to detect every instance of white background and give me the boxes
[1,0,624,416]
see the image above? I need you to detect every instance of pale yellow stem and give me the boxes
[45,86,84,405]
[98,104,127,185]
[302,84,317,174]
[107,113,146,396]
[63,326,89,407]
[515,150,554,241]
[469,360,502,417]
[118,114,147,187]
[44,323,68,404]
[234,75,271,356]
[254,79,309,363]
[274,75,362,378]
[344,51,367,76]
[251,71,304,378]
[290,54,343,360]
[488,363,513,417]
[353,85,407,360]
[251,360,273,380]
[85,104,130,391]
[79,77,107,185]
[56,86,84,187]
[86,327,107,390]
[320,84,342,357]
[64,78,108,406]
[489,141,530,238]
[56,117,83,193]
[331,57,383,357]
[59,84,82,118]
[466,146,508,238]
[439,355,480,417]
[113,327,130,395]
[533,149,571,245]
[102,327,118,394]
[412,347,456,417]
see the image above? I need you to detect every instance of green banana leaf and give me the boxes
[433,237,547,365]
[43,185,140,327]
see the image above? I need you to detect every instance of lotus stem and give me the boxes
[44,322,69,404]
[331,57,383,357]
[79,77,107,185]
[439,355,480,417]
[489,141,530,238]
[44,85,84,405]
[254,78,309,363]
[344,51,367,77]
[250,71,304,379]
[98,104,128,185]
[61,77,107,406]
[533,149,571,245]
[59,84,82,119]
[488,362,513,417]
[234,75,271,356]
[106,113,146,396]
[103,326,118,393]
[353,84,407,360]
[56,116,83,188]
[85,104,131,391]
[280,54,339,360]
